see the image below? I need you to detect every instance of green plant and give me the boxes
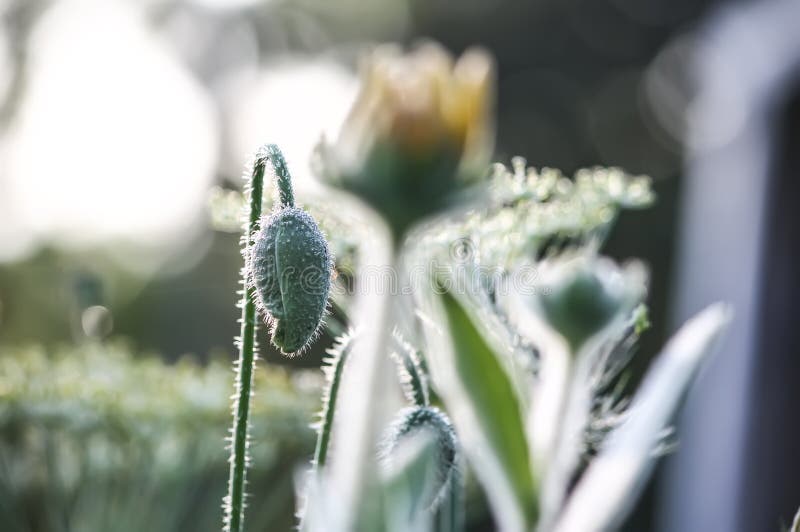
[249,146,332,355]
[223,146,267,532]
[313,330,353,470]
[0,343,316,532]
[224,144,332,532]
[217,42,729,532]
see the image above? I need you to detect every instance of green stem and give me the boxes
[224,148,267,532]
[264,144,295,208]
[313,332,354,469]
[392,331,429,407]
[436,473,464,532]
[327,233,396,530]
[404,353,428,407]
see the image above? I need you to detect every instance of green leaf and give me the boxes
[552,303,730,532]
[424,289,538,531]
[791,504,800,532]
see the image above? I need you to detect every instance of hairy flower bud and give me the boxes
[248,146,332,355]
[250,208,331,355]
[380,406,458,511]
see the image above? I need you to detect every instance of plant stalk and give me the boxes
[326,228,397,531]
[313,334,353,469]
[224,150,267,532]
[264,143,295,208]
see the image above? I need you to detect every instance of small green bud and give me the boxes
[249,207,331,355]
[536,254,645,351]
[380,406,458,511]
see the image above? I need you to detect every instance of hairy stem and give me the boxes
[392,331,429,407]
[224,148,267,532]
[264,144,295,208]
[313,332,354,469]
[404,353,428,408]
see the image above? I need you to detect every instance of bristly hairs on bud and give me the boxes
[388,331,463,528]
[388,328,464,532]
[391,329,430,408]
[379,406,460,513]
[224,145,268,532]
[247,145,333,356]
[582,303,654,462]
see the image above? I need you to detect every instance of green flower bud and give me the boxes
[317,42,496,236]
[380,406,458,511]
[536,254,645,351]
[248,146,332,355]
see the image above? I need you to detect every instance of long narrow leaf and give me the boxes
[553,303,730,532]
[421,288,538,531]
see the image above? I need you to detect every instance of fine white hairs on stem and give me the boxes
[224,144,268,532]
[247,144,333,356]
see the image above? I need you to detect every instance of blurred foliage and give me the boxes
[0,342,318,531]
[0,0,724,529]
[0,0,709,365]
[416,159,653,270]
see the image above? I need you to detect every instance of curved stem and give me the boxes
[224,149,267,532]
[403,352,428,408]
[264,144,295,208]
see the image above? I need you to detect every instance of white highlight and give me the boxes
[1,0,217,259]
[224,59,357,188]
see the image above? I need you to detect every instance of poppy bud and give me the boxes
[380,406,458,511]
[248,146,332,355]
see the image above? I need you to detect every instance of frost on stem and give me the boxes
[391,329,430,408]
[312,330,355,469]
[261,143,295,209]
[224,145,268,532]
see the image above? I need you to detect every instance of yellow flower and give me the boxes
[342,43,493,168]
[319,43,495,236]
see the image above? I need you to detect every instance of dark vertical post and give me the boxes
[660,1,800,531]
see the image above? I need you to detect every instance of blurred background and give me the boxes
[1,0,798,530]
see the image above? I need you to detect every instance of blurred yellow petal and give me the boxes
[322,42,496,234]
